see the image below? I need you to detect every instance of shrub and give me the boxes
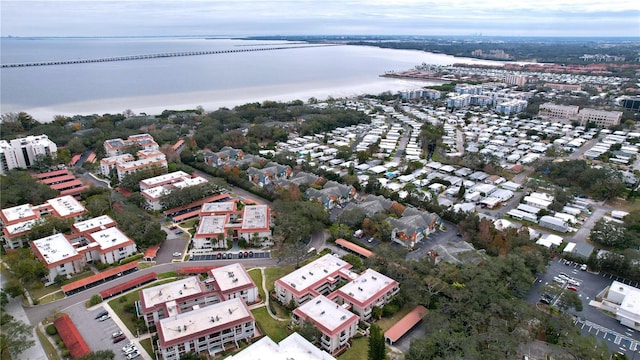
[88,294,102,306]
[119,253,143,265]
[61,349,70,358]
[45,324,57,336]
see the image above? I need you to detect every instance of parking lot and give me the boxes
[189,251,270,261]
[67,303,138,359]
[527,258,640,357]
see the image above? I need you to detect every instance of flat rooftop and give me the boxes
[73,215,115,233]
[226,332,336,360]
[278,254,351,293]
[1,203,36,223]
[241,205,268,230]
[32,233,77,265]
[140,171,190,188]
[89,227,133,250]
[141,276,204,310]
[141,186,171,200]
[295,295,357,333]
[172,176,208,189]
[338,269,397,305]
[4,219,38,236]
[201,201,235,213]
[158,297,252,345]
[209,263,255,293]
[47,196,86,218]
[197,215,227,236]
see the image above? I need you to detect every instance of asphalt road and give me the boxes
[527,258,640,356]
[569,137,601,160]
[23,258,279,325]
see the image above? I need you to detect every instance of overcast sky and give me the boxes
[1,0,638,37]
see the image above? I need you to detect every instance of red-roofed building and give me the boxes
[383,305,428,344]
[53,314,91,358]
[144,246,160,261]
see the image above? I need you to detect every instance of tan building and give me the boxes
[578,108,623,127]
[538,103,579,121]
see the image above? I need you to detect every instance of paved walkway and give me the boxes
[99,302,154,360]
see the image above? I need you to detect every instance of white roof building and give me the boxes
[226,333,336,360]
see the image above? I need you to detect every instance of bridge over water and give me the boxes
[1,44,336,68]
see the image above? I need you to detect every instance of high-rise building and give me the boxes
[0,135,57,174]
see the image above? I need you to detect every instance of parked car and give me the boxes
[244,251,248,258]
[122,343,135,352]
[227,253,233,259]
[98,314,110,322]
[539,297,551,305]
[216,253,222,259]
[111,330,123,338]
[238,252,243,258]
[175,230,184,235]
[553,277,566,285]
[124,346,138,356]
[113,335,126,343]
[580,264,588,271]
[567,285,578,291]
[248,251,254,258]
[222,253,227,259]
[127,352,140,360]
[173,252,182,257]
[94,310,108,320]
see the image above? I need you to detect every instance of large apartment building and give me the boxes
[140,171,208,210]
[100,150,167,181]
[329,269,399,321]
[103,134,158,157]
[138,263,258,329]
[1,195,88,249]
[0,135,58,175]
[29,214,137,284]
[291,295,359,355]
[157,297,255,360]
[275,254,355,307]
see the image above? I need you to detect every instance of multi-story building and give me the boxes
[504,74,527,86]
[103,134,158,157]
[29,214,137,284]
[595,281,640,330]
[538,103,580,121]
[138,263,257,328]
[0,135,57,175]
[1,195,88,249]
[495,99,528,115]
[329,269,399,321]
[226,332,337,360]
[275,254,355,307]
[291,295,359,355]
[544,83,581,92]
[156,297,255,360]
[208,263,259,304]
[140,171,208,210]
[446,94,472,108]
[100,150,167,181]
[193,201,271,250]
[577,108,623,127]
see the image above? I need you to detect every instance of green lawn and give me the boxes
[107,279,185,334]
[375,304,413,332]
[338,337,368,360]
[35,326,60,360]
[247,268,265,302]
[264,266,295,293]
[139,338,154,358]
[157,271,178,279]
[251,307,292,343]
[180,218,198,229]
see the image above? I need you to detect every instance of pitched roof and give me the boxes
[54,314,91,359]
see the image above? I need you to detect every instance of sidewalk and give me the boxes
[101,302,154,360]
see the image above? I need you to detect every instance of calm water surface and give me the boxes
[0,37,500,121]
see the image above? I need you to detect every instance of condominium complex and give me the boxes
[275,254,355,306]
[103,134,158,157]
[0,135,58,175]
[504,74,527,86]
[138,263,258,329]
[226,332,336,360]
[157,297,255,360]
[291,295,359,355]
[329,269,399,321]
[193,201,272,250]
[1,195,88,249]
[140,171,208,210]
[29,214,137,284]
[100,149,168,181]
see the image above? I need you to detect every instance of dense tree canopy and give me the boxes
[0,169,59,208]
[535,160,626,200]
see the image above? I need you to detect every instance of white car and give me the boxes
[127,351,140,359]
[580,264,588,271]
[111,330,123,338]
[122,343,135,352]
[173,252,182,257]
[98,314,110,322]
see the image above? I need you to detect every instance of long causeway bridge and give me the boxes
[1,44,336,68]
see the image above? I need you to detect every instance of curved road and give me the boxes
[23,258,278,325]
